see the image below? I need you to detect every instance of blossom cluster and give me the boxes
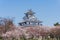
[1,26,50,38]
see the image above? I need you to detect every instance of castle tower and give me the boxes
[19,10,42,26]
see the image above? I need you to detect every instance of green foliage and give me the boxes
[54,22,60,26]
[0,37,2,40]
[20,36,26,40]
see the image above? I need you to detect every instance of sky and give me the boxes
[0,0,60,26]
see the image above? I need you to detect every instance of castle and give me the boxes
[19,10,42,26]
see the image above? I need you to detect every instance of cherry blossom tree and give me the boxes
[50,26,60,40]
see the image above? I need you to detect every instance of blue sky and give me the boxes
[0,0,60,26]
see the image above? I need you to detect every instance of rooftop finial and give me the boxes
[24,9,35,15]
[28,9,32,12]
